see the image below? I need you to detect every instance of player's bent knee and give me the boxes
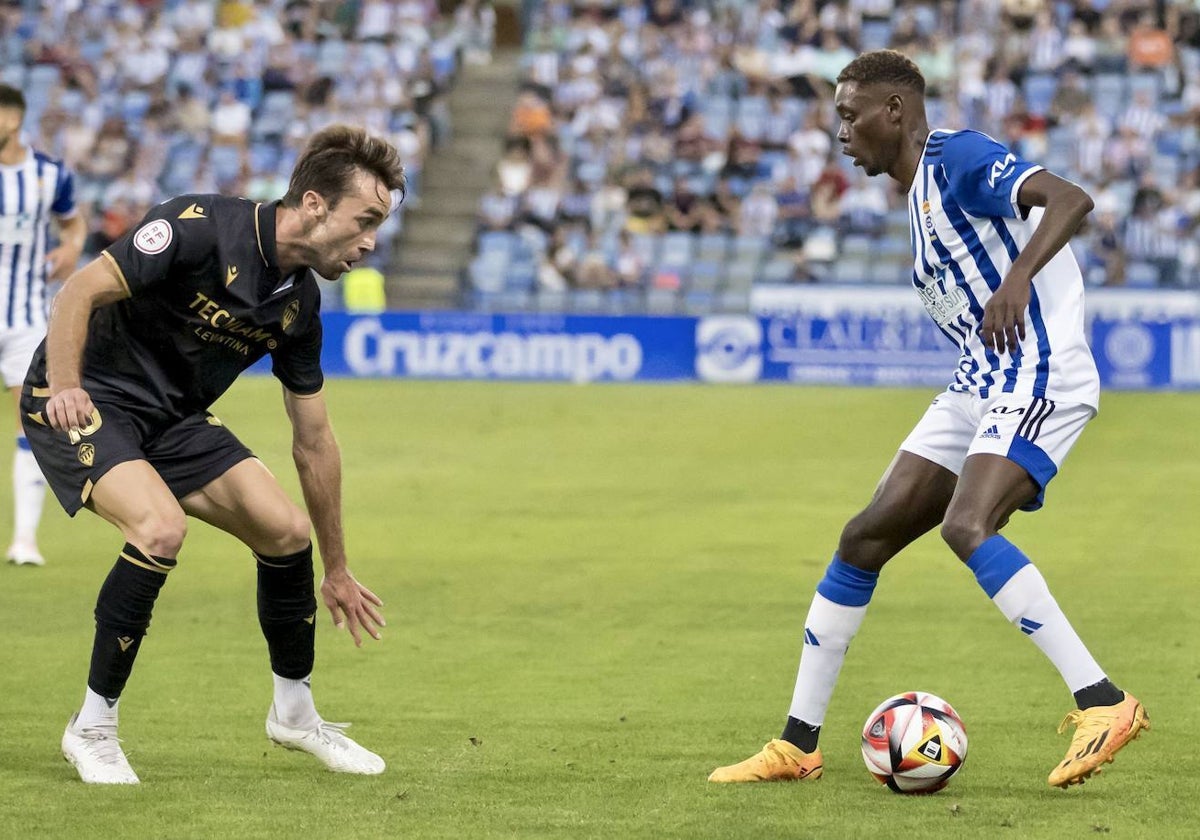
[939,516,989,561]
[127,512,188,559]
[837,515,891,571]
[259,506,311,556]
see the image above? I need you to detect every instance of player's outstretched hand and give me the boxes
[981,279,1029,355]
[45,245,78,281]
[46,387,96,434]
[321,569,386,647]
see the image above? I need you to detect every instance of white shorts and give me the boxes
[0,327,44,388]
[899,390,1096,511]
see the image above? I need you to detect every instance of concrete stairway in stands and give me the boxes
[387,49,520,310]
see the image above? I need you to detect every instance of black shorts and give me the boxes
[20,389,254,516]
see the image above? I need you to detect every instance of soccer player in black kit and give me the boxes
[21,125,405,784]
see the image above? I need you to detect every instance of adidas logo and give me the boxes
[1019,617,1043,635]
[980,424,1001,439]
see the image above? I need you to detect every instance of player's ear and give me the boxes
[301,190,327,219]
[885,93,904,124]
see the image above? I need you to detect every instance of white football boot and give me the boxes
[6,541,44,566]
[61,714,139,784]
[265,704,385,775]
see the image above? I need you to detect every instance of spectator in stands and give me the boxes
[1048,69,1091,125]
[511,87,556,138]
[738,182,780,239]
[788,108,833,187]
[211,88,253,146]
[1124,182,1181,287]
[590,174,628,236]
[839,172,889,237]
[614,230,647,287]
[623,167,667,234]
[1118,89,1167,141]
[497,137,534,197]
[665,177,710,233]
[477,178,519,233]
[773,176,811,248]
[76,117,134,205]
[1086,206,1128,287]
[1062,19,1098,72]
[705,176,741,234]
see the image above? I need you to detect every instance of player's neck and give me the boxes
[890,122,931,190]
[0,136,26,166]
[274,206,313,275]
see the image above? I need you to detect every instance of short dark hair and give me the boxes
[0,84,26,113]
[836,50,926,94]
[282,124,406,209]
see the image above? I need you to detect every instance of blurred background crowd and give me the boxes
[1,0,496,273]
[472,0,1200,309]
[2,0,1197,313]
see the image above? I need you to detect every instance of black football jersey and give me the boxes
[27,195,324,425]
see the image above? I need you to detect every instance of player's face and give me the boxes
[305,171,391,278]
[0,105,23,152]
[834,82,899,178]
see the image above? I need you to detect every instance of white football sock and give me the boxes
[76,686,119,730]
[788,592,869,726]
[991,564,1106,693]
[13,441,46,546]
[273,673,320,728]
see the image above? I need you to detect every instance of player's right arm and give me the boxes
[43,256,129,432]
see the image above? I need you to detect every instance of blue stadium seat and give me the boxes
[697,232,730,262]
[1128,73,1161,102]
[860,20,893,51]
[683,290,717,314]
[469,253,509,293]
[1125,262,1161,288]
[731,235,769,262]
[644,288,680,315]
[758,257,794,284]
[723,260,759,291]
[1023,74,1058,117]
[569,289,605,312]
[659,231,696,266]
[478,230,517,258]
[534,290,567,312]
[507,260,538,291]
[688,260,722,291]
[1092,74,1127,120]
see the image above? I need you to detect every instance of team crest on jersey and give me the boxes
[922,200,937,238]
[77,443,95,467]
[281,299,300,333]
[133,220,173,255]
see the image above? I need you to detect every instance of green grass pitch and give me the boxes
[1,379,1196,839]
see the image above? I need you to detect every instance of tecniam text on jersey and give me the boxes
[344,318,644,381]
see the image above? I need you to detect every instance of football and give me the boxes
[861,691,968,794]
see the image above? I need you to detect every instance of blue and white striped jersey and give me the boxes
[908,129,1100,408]
[0,148,77,330]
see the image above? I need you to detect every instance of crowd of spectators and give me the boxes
[1,0,496,294]
[471,0,1200,313]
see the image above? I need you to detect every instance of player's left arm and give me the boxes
[46,166,87,280]
[283,386,385,647]
[46,210,88,281]
[983,171,1094,354]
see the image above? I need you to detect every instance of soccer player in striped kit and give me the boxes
[0,84,86,566]
[710,51,1148,790]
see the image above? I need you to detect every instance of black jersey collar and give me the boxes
[255,201,280,268]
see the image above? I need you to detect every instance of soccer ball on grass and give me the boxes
[861,691,967,794]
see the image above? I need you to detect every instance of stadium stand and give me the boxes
[466,0,1200,314]
[4,1,1199,313]
[1,0,493,307]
